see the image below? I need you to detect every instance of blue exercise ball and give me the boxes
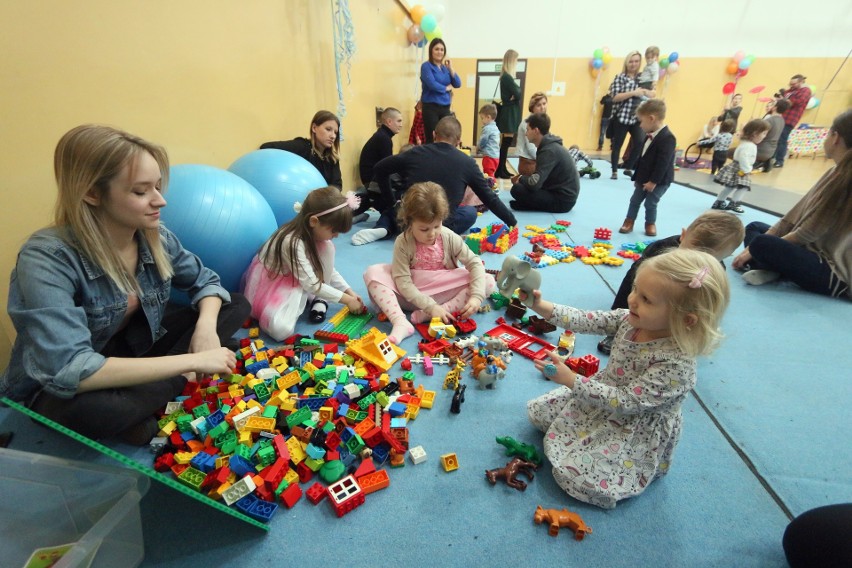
[228,149,327,226]
[162,164,278,295]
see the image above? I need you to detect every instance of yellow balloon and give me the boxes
[602,53,612,64]
[410,5,426,24]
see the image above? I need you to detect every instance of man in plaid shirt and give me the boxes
[773,74,812,167]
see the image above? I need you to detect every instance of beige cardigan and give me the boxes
[390,227,486,311]
[770,166,851,295]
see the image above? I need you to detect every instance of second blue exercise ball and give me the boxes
[162,164,278,294]
[228,149,327,226]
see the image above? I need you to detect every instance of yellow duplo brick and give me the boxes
[245,378,262,389]
[213,481,231,501]
[303,362,318,377]
[158,421,177,436]
[267,394,284,407]
[303,387,316,397]
[379,373,390,387]
[332,353,344,363]
[277,370,301,390]
[280,398,296,412]
[420,390,436,409]
[283,469,299,486]
[215,456,229,469]
[238,431,252,445]
[245,399,262,409]
[241,374,255,385]
[319,406,334,422]
[174,451,197,465]
[248,327,260,338]
[354,368,367,378]
[271,356,287,367]
[254,340,265,349]
[255,351,268,361]
[286,437,306,464]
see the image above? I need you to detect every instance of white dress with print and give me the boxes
[527,305,696,509]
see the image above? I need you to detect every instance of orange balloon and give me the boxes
[726,61,738,75]
[410,5,426,24]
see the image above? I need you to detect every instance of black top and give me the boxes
[373,142,517,228]
[630,126,676,187]
[517,134,581,202]
[260,137,343,190]
[358,125,395,186]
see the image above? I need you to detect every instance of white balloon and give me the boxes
[667,61,679,74]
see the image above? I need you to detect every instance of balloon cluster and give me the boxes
[722,51,757,94]
[588,47,612,78]
[406,4,445,47]
[658,51,680,78]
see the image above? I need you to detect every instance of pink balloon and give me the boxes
[407,24,424,44]
[733,50,745,62]
[749,85,765,94]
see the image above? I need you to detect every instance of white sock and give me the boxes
[388,319,414,344]
[743,270,781,286]
[351,228,388,246]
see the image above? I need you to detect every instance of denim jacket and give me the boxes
[1,226,231,401]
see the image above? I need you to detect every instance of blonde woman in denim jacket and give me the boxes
[0,125,250,445]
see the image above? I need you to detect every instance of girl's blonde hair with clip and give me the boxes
[640,249,730,357]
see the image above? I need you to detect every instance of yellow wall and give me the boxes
[1,1,850,369]
[453,56,851,150]
[0,0,421,367]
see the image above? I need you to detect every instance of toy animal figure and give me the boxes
[443,359,466,390]
[495,256,542,307]
[474,363,505,389]
[455,335,479,350]
[485,457,539,491]
[472,353,506,378]
[481,335,508,353]
[533,505,593,540]
[450,384,466,414]
[495,436,543,465]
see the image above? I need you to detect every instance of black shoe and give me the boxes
[623,169,634,177]
[725,201,745,214]
[309,299,328,323]
[773,162,783,168]
[597,335,615,355]
[711,200,726,210]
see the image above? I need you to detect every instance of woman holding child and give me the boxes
[607,51,655,180]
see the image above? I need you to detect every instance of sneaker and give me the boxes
[610,172,618,180]
[597,335,615,355]
[596,146,603,151]
[743,269,781,286]
[711,200,726,210]
[773,162,784,168]
[623,169,634,177]
[726,202,745,213]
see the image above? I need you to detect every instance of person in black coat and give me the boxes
[618,100,676,237]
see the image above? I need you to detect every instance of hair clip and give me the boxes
[315,193,361,218]
[688,266,710,289]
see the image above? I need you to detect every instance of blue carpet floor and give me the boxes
[2,158,848,567]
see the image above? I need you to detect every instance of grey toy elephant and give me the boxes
[495,256,542,307]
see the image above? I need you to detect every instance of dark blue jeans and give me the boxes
[444,205,479,234]
[744,221,846,297]
[626,182,670,224]
[598,117,610,149]
[773,124,794,165]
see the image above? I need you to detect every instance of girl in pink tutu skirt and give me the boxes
[363,182,495,344]
[243,187,366,341]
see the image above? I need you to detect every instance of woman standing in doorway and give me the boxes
[495,49,522,179]
[420,38,461,144]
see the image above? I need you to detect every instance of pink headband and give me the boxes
[296,192,361,217]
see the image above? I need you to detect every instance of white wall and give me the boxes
[433,0,852,58]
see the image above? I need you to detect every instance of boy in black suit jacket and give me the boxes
[618,99,676,237]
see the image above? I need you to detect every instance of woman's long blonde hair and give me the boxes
[501,49,519,77]
[53,124,173,293]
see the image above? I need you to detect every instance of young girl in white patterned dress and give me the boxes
[712,118,770,213]
[363,182,495,344]
[524,248,730,509]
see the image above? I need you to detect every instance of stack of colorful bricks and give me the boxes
[150,336,434,522]
[465,223,519,254]
[617,240,656,261]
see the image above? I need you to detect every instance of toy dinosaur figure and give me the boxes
[495,436,542,465]
[485,457,538,491]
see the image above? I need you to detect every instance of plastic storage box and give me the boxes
[0,447,149,568]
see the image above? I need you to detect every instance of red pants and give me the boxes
[481,156,498,177]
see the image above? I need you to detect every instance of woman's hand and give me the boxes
[732,248,752,270]
[643,89,656,98]
[445,85,454,93]
[192,347,237,376]
[533,351,576,388]
[188,326,221,354]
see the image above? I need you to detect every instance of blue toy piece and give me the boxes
[228,149,327,226]
[162,164,277,295]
